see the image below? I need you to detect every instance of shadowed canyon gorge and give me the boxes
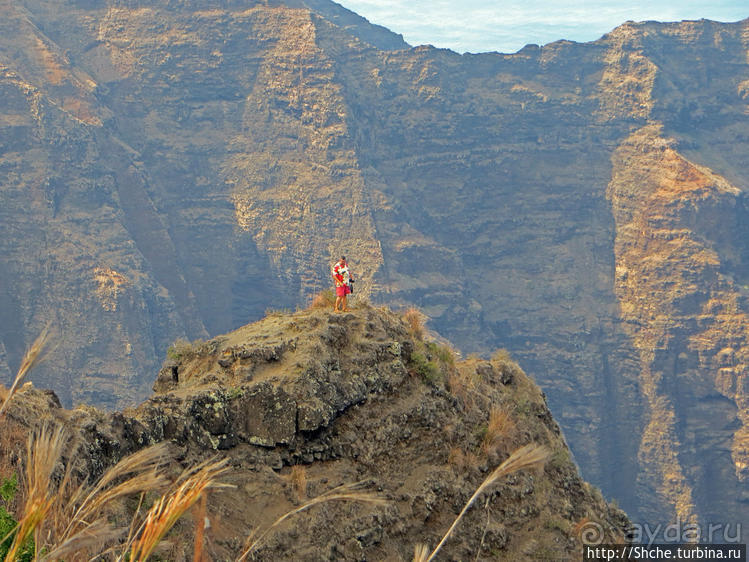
[0,0,747,535]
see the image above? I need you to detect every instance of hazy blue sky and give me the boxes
[337,0,748,53]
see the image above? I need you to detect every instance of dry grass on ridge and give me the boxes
[288,465,308,501]
[481,406,516,456]
[403,307,425,340]
[308,290,336,309]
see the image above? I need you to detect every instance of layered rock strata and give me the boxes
[0,0,747,528]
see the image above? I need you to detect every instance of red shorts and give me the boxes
[336,285,351,297]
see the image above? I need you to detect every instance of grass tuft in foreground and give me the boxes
[126,457,233,562]
[238,481,388,560]
[414,443,550,562]
[0,326,53,419]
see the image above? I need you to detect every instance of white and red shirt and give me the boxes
[332,261,350,285]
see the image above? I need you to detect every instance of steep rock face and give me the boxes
[608,124,749,527]
[0,306,629,560]
[0,0,747,529]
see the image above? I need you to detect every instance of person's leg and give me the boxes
[342,294,348,311]
[334,295,342,311]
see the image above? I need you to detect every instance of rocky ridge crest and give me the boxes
[0,304,628,560]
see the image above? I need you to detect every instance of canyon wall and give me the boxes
[0,0,747,528]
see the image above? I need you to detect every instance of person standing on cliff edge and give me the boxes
[332,256,353,312]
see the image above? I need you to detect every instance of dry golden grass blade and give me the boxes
[422,443,550,562]
[65,469,168,546]
[238,481,388,561]
[88,442,170,493]
[40,444,170,559]
[5,424,66,561]
[473,499,492,562]
[63,443,171,538]
[413,543,430,562]
[42,519,122,560]
[123,492,147,551]
[5,432,171,560]
[47,450,82,547]
[193,493,207,562]
[490,443,550,478]
[24,424,66,503]
[0,324,53,418]
[128,458,232,562]
[16,324,53,382]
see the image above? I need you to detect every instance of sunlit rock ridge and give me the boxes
[0,0,747,530]
[0,305,630,559]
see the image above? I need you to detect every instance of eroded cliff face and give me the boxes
[0,0,747,529]
[608,125,749,527]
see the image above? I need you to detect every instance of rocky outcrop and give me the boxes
[143,306,415,450]
[0,305,629,560]
[0,0,747,531]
